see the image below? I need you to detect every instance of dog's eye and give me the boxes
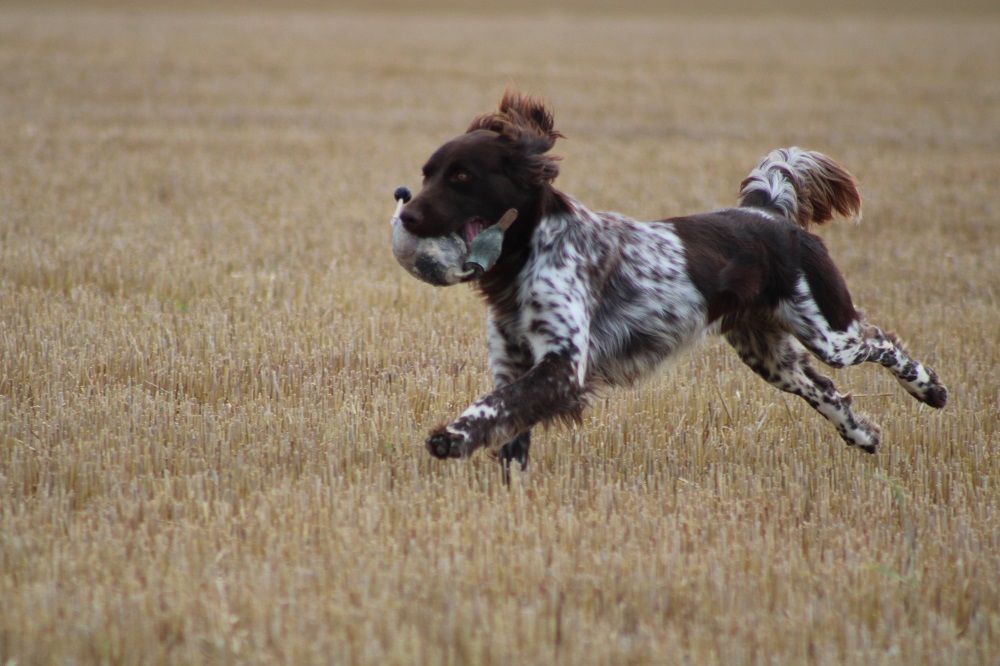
[450,170,471,184]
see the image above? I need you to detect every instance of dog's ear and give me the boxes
[468,88,563,185]
[496,89,562,146]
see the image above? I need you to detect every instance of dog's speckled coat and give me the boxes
[396,92,947,477]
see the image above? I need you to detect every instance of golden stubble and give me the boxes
[1,5,998,664]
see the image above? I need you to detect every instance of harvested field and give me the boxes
[1,4,998,664]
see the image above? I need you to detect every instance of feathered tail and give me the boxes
[738,147,862,229]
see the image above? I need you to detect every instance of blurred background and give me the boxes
[1,1,997,663]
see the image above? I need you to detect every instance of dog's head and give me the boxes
[392,90,562,286]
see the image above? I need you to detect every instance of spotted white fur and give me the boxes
[740,148,863,226]
[430,200,945,460]
[433,195,722,457]
[740,153,802,222]
[778,276,942,404]
[419,124,947,467]
[460,403,500,421]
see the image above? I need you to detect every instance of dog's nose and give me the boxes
[399,206,422,233]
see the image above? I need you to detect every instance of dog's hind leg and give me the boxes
[778,277,948,409]
[858,328,947,408]
[726,326,882,452]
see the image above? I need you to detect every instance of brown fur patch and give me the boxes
[467,88,563,184]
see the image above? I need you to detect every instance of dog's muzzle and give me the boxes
[389,187,517,287]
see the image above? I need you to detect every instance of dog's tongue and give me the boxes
[458,209,518,278]
[462,219,486,248]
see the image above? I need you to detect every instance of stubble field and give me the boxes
[1,4,998,664]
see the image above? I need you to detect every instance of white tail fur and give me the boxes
[738,147,862,229]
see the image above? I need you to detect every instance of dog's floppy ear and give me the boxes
[468,88,563,185]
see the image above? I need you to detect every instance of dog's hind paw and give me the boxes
[922,383,948,409]
[844,417,881,454]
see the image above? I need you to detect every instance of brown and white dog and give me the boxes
[394,90,947,478]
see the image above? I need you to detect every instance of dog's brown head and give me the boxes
[393,90,564,286]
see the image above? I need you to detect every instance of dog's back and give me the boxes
[413,92,945,469]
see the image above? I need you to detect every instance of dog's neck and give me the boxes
[475,185,570,314]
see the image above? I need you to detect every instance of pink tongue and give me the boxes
[462,220,484,247]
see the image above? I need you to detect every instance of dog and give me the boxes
[396,90,947,477]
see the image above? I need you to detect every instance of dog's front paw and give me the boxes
[426,427,470,459]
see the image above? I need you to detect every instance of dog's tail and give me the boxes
[738,147,862,229]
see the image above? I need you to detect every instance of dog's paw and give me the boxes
[497,437,530,472]
[899,366,948,409]
[921,380,948,409]
[922,385,947,409]
[426,427,470,459]
[844,417,881,454]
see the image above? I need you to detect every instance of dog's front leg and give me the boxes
[426,348,587,460]
[484,311,535,479]
[427,236,595,462]
[498,432,531,483]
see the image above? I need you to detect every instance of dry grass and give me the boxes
[1,4,998,664]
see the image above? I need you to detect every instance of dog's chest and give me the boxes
[489,206,709,385]
[498,205,704,374]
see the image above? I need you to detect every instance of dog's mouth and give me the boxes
[460,217,489,250]
[391,200,517,287]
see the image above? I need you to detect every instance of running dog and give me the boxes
[394,90,947,477]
